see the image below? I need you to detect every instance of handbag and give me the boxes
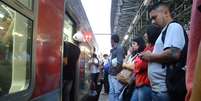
[116,53,139,84]
[116,68,133,84]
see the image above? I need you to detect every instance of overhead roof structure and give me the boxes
[111,0,192,43]
[111,0,142,41]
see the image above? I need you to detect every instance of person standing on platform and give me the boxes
[88,53,100,96]
[108,34,124,101]
[63,42,80,101]
[140,2,187,101]
[102,54,110,94]
[129,25,161,101]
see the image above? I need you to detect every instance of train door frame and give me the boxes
[0,0,37,100]
[62,10,79,101]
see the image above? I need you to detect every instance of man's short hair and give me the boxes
[111,34,120,43]
[148,2,172,13]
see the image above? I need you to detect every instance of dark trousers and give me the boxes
[62,80,73,101]
[103,73,109,93]
[90,73,99,90]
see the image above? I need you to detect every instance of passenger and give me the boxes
[109,34,124,101]
[123,36,146,67]
[63,42,81,101]
[124,36,145,65]
[140,2,187,101]
[131,25,161,101]
[122,36,146,101]
[88,53,100,96]
[102,54,110,94]
[98,54,104,86]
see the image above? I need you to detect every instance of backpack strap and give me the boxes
[161,20,188,69]
[162,20,179,43]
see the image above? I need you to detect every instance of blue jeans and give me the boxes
[130,86,152,101]
[108,75,124,101]
[152,91,170,101]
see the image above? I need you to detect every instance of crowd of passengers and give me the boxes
[87,2,191,101]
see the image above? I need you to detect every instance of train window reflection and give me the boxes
[63,19,73,43]
[17,0,33,10]
[79,45,91,100]
[0,2,32,96]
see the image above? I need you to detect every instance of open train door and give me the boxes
[186,0,201,100]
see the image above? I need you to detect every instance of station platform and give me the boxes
[98,86,108,101]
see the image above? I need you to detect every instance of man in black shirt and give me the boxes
[63,42,80,101]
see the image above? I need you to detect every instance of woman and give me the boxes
[123,36,146,69]
[122,36,146,101]
[127,24,161,101]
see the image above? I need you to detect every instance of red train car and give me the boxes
[0,0,96,101]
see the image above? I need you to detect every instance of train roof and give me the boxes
[111,0,141,41]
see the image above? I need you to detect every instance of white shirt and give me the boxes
[88,58,99,73]
[148,23,185,92]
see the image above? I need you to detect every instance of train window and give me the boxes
[63,18,73,43]
[17,0,33,10]
[0,1,32,96]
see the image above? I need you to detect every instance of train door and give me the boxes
[0,0,35,101]
[63,15,80,101]
[62,15,92,101]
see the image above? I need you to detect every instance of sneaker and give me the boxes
[89,90,97,96]
[92,90,97,96]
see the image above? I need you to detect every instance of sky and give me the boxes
[81,0,112,55]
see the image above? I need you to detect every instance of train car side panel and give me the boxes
[32,0,64,98]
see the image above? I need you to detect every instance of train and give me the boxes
[0,0,96,101]
[0,0,201,101]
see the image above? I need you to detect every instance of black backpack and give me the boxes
[161,20,188,101]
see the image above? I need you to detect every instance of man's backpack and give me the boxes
[161,20,188,101]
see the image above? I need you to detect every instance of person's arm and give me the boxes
[123,62,134,70]
[88,59,92,70]
[63,57,68,65]
[141,23,185,64]
[124,55,129,63]
[94,58,99,67]
[63,43,68,65]
[116,46,124,65]
[140,47,181,64]
[134,57,148,72]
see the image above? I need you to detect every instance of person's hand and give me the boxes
[139,51,152,61]
[122,63,127,68]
